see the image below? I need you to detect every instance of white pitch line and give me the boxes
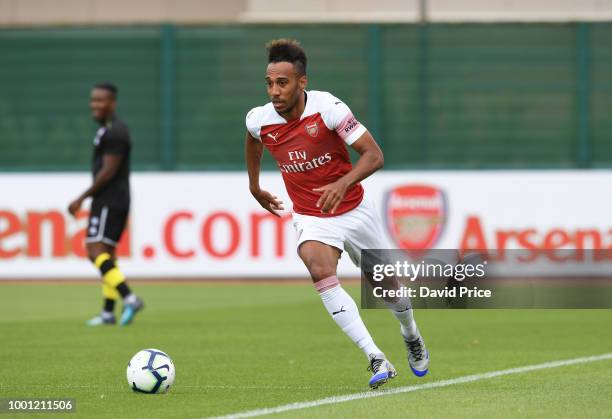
[208,352,612,419]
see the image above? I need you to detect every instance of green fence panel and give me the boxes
[0,27,162,170]
[591,23,612,167]
[0,23,608,171]
[372,24,579,169]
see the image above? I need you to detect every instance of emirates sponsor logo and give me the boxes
[278,152,332,174]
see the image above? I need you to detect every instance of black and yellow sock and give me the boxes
[94,253,132,299]
[102,280,119,306]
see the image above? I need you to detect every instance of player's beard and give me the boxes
[277,90,303,117]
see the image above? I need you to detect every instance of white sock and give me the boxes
[385,295,419,340]
[124,293,137,305]
[101,311,114,319]
[316,276,382,358]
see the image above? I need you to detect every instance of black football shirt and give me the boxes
[91,115,131,208]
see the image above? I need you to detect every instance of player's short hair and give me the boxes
[266,39,307,76]
[93,82,118,99]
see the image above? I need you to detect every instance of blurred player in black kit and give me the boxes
[68,82,143,326]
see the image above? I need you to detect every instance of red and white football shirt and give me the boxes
[246,90,368,217]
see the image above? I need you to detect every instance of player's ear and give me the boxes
[299,74,308,91]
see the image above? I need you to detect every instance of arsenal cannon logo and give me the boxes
[385,184,446,250]
[305,122,319,137]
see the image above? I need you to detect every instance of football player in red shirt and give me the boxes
[245,39,428,389]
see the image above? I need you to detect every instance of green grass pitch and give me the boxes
[1,283,611,418]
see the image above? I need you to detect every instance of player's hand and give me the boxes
[251,188,285,217]
[313,179,349,214]
[68,198,83,218]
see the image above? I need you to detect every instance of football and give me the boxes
[127,349,175,394]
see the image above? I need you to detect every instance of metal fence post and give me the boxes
[418,22,430,165]
[576,23,591,168]
[367,24,383,145]
[161,24,176,170]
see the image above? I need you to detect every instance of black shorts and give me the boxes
[86,202,129,247]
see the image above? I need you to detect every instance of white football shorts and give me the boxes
[292,195,387,266]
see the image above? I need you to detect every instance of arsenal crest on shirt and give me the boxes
[305,122,319,137]
[385,184,446,250]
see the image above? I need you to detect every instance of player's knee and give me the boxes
[298,241,339,281]
[86,246,97,262]
[87,250,100,263]
[308,262,336,282]
[86,243,107,263]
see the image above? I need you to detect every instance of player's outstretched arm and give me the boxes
[313,130,383,214]
[68,154,123,217]
[245,132,284,217]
